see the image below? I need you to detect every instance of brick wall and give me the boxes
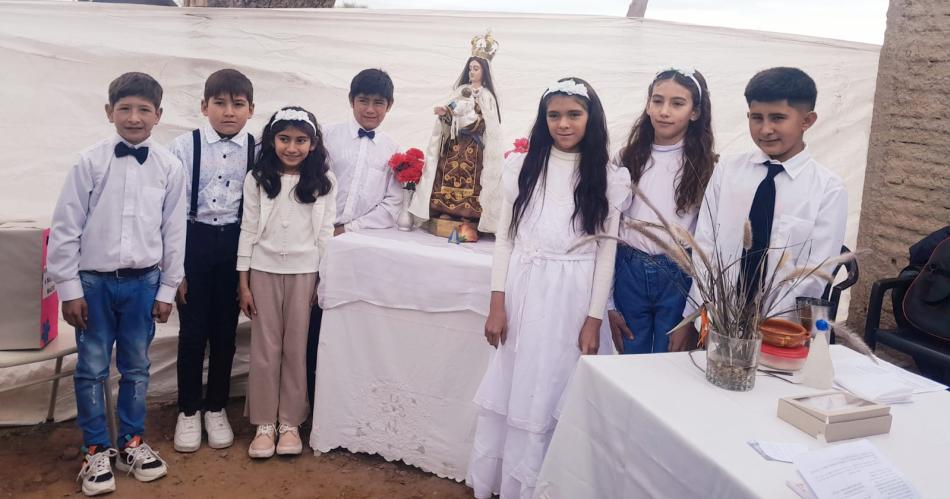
[848,0,950,328]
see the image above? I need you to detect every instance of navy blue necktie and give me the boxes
[357,128,375,140]
[114,142,149,165]
[740,161,784,303]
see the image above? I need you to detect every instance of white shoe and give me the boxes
[174,412,202,453]
[204,409,234,449]
[76,447,118,497]
[276,424,303,455]
[248,424,276,459]
[115,436,168,482]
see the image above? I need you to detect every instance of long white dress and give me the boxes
[466,148,631,499]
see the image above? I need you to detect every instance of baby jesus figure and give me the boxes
[448,86,478,135]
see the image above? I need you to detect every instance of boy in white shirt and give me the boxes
[675,67,848,348]
[308,68,401,409]
[167,69,256,454]
[48,72,187,496]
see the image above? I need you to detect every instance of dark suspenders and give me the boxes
[188,129,256,223]
[237,133,255,222]
[189,129,201,221]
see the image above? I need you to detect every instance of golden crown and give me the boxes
[470,31,499,62]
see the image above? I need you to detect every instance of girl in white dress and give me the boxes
[466,78,631,499]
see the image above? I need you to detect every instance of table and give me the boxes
[0,327,78,422]
[535,346,950,498]
[309,228,496,480]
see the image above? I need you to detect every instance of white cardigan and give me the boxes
[236,170,337,274]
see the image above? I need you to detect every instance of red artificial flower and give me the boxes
[388,148,426,188]
[505,137,530,158]
[405,147,425,163]
[388,152,408,170]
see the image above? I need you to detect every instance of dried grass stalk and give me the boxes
[830,321,879,364]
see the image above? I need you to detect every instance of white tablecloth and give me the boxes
[317,228,494,315]
[536,346,950,499]
[311,228,495,480]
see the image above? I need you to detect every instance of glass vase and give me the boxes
[397,189,414,232]
[705,329,762,391]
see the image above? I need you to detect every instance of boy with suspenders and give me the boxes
[167,69,257,453]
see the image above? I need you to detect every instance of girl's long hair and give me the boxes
[253,106,332,203]
[509,77,610,238]
[619,69,716,215]
[456,56,501,122]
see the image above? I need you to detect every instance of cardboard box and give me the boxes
[0,221,59,350]
[777,391,892,442]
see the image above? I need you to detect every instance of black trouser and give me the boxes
[306,304,323,412]
[176,221,241,415]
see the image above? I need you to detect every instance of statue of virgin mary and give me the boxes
[409,32,504,242]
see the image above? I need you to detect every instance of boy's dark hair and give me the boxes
[204,69,254,104]
[744,67,817,111]
[108,72,163,108]
[348,69,394,106]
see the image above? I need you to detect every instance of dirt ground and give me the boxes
[0,398,472,499]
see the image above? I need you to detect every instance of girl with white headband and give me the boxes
[607,68,717,354]
[467,78,630,499]
[236,106,336,459]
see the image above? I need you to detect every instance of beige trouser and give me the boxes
[245,269,317,426]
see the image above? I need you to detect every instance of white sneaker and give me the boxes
[174,412,202,453]
[203,409,234,449]
[276,424,303,455]
[248,424,276,459]
[115,436,168,482]
[76,446,118,497]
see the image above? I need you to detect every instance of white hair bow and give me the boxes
[657,68,702,103]
[542,79,589,99]
[273,108,317,133]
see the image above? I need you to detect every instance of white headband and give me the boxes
[273,108,317,133]
[542,79,589,99]
[658,68,702,103]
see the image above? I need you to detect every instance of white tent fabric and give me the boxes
[0,1,879,425]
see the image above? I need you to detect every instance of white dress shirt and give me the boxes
[168,124,256,226]
[48,134,188,303]
[614,141,700,255]
[236,171,337,274]
[322,120,402,231]
[683,147,848,321]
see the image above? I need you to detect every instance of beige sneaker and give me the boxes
[248,424,276,459]
[275,424,302,455]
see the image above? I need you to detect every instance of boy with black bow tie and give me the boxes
[306,68,402,411]
[48,71,186,496]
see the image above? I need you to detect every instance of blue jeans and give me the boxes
[613,246,691,354]
[74,268,159,447]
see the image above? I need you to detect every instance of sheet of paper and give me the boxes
[788,479,819,499]
[748,440,809,463]
[834,359,914,404]
[835,357,946,396]
[793,439,919,499]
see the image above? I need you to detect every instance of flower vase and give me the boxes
[397,189,414,232]
[705,329,762,391]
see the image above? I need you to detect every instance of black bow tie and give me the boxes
[358,128,375,140]
[114,142,149,165]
